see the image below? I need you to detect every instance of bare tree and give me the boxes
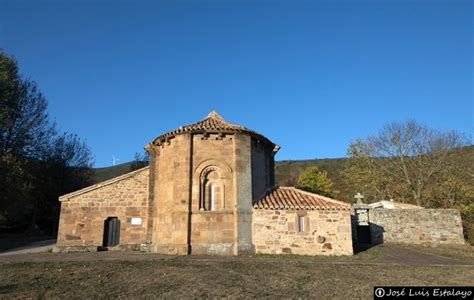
[344,120,470,206]
[130,151,149,171]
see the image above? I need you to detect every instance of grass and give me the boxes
[353,245,384,260]
[0,244,472,298]
[255,244,383,261]
[402,244,474,263]
[0,255,472,298]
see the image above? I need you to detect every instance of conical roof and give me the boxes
[149,110,277,149]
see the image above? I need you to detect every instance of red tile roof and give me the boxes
[149,110,277,148]
[253,187,351,210]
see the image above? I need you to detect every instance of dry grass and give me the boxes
[402,244,474,263]
[0,255,473,299]
[0,244,472,298]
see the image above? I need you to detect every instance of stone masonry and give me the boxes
[56,167,149,250]
[144,111,276,255]
[369,208,465,245]
[253,209,353,256]
[252,187,354,256]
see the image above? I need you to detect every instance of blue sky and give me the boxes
[1,0,472,167]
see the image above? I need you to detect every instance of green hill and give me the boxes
[92,158,347,200]
[276,145,474,202]
[91,146,473,243]
[91,145,474,203]
[275,157,351,200]
[91,162,137,183]
[91,157,353,199]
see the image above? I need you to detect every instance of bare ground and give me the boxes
[0,244,472,299]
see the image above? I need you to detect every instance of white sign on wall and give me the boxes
[131,217,142,225]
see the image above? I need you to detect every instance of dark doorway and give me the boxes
[357,225,371,244]
[103,217,120,247]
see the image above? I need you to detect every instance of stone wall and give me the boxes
[253,209,353,256]
[191,133,236,212]
[191,133,237,255]
[56,167,149,249]
[190,211,235,255]
[149,132,256,255]
[369,209,465,244]
[233,134,254,254]
[251,138,273,202]
[152,134,192,255]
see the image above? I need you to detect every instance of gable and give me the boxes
[59,166,149,202]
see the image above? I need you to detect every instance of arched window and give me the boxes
[200,167,224,211]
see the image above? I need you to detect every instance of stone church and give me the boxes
[56,111,353,256]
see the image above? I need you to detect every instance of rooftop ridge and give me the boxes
[205,109,224,121]
[148,110,278,149]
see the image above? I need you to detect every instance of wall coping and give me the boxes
[369,208,461,213]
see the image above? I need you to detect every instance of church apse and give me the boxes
[145,110,278,255]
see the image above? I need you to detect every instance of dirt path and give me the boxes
[0,239,56,255]
[0,244,472,266]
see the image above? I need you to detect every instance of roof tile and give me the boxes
[253,187,351,210]
[149,110,277,148]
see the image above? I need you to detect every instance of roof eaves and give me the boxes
[253,187,351,210]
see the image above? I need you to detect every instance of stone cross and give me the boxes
[354,192,364,204]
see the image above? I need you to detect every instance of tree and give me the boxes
[297,166,336,198]
[0,51,55,159]
[30,133,93,231]
[130,151,149,171]
[0,50,94,233]
[1,50,56,228]
[343,120,470,206]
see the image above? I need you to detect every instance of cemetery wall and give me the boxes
[369,208,465,244]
